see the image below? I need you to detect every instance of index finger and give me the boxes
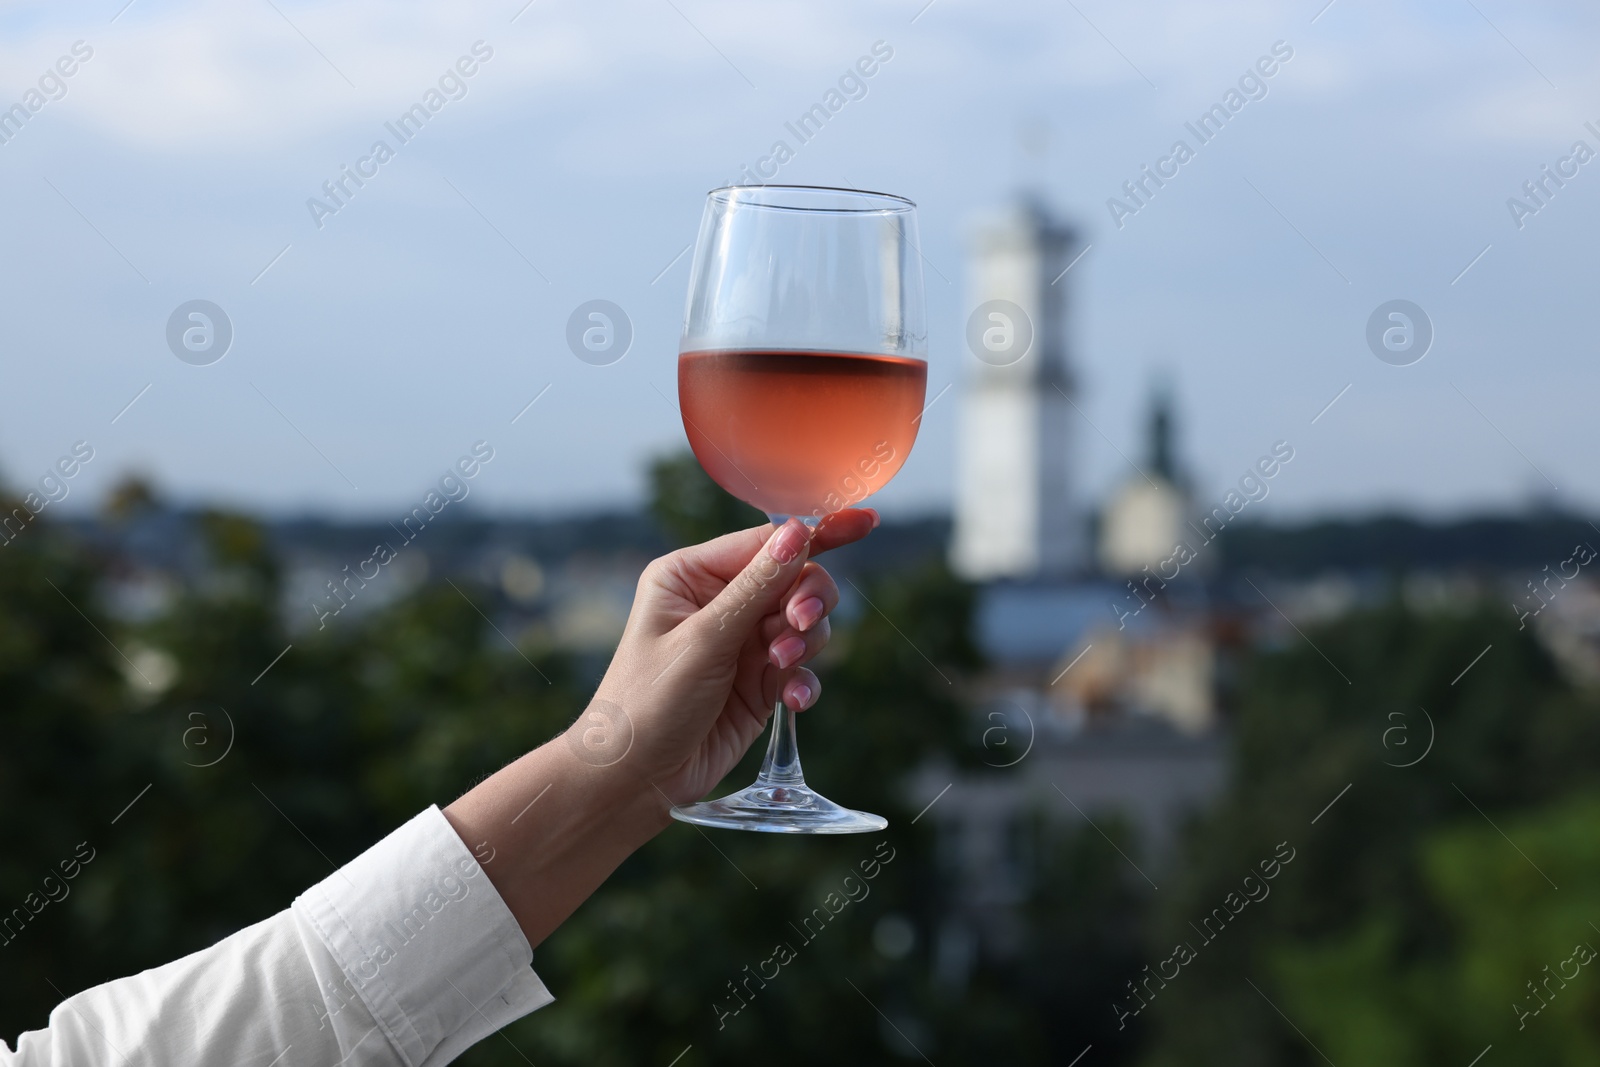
[810,508,878,556]
[667,508,878,584]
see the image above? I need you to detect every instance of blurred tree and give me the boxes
[1271,792,1600,1065]
[0,507,577,1040]
[1136,599,1600,1067]
[1018,813,1152,1062]
[101,474,159,523]
[647,451,765,546]
[0,503,133,1013]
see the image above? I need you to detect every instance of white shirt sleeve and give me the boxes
[2,806,553,1067]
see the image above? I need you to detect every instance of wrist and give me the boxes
[443,733,672,949]
[557,731,676,841]
[559,695,676,828]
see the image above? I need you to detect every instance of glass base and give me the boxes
[766,512,822,528]
[671,781,887,834]
[671,697,887,834]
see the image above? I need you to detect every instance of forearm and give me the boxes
[442,726,672,950]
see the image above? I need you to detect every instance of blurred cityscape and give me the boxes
[8,196,1599,1064]
[56,388,1600,990]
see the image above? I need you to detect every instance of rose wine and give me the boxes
[678,349,928,518]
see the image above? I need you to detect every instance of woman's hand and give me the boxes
[584,510,877,807]
[443,510,876,948]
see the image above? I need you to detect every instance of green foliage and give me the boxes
[647,451,766,546]
[1271,793,1600,1065]
[0,511,575,1036]
[1019,812,1153,1060]
[1137,600,1600,1066]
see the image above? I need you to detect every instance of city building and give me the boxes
[930,198,1228,973]
[950,197,1088,581]
[1099,382,1194,577]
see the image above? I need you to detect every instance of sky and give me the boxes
[0,0,1596,525]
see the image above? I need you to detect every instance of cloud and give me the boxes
[0,0,905,151]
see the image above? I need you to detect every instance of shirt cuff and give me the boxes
[292,805,553,1067]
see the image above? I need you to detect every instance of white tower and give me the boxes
[951,198,1085,581]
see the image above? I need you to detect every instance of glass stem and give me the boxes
[754,699,806,787]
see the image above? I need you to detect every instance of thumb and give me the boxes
[694,518,813,649]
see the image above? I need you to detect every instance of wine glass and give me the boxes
[673,184,928,833]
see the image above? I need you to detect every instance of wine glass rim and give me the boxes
[707,184,917,214]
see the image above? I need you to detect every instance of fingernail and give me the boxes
[769,519,809,564]
[770,634,806,669]
[793,596,825,632]
[867,509,880,529]
[790,684,814,709]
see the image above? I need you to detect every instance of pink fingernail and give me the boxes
[770,635,806,669]
[769,519,809,564]
[793,596,825,632]
[791,684,813,709]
